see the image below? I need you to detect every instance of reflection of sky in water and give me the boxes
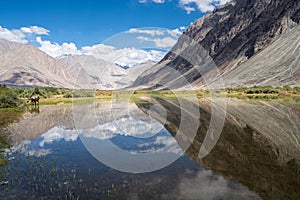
[4,131,260,200]
[81,116,166,139]
[2,105,260,199]
[6,115,181,157]
[3,98,299,199]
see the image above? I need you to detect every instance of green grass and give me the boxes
[0,88,24,108]
[0,107,24,127]
[226,85,300,95]
[0,134,9,150]
[0,107,25,170]
[0,133,9,167]
[2,85,299,106]
[0,133,9,171]
[38,96,112,105]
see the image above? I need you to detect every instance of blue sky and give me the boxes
[0,0,229,58]
[0,0,200,46]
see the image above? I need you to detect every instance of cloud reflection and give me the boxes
[29,115,177,157]
[178,170,261,200]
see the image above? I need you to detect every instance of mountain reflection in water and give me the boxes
[136,97,300,200]
[1,97,299,199]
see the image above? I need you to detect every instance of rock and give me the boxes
[0,181,9,186]
[133,0,300,89]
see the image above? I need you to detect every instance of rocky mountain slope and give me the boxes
[0,39,75,88]
[57,54,155,89]
[133,0,300,89]
[218,24,300,87]
[0,39,154,89]
[57,54,126,89]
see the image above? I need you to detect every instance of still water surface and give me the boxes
[0,97,299,199]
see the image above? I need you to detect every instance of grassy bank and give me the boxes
[1,85,300,106]
[1,85,300,107]
[0,134,9,167]
[223,86,300,104]
[0,108,25,172]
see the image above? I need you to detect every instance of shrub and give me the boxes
[63,93,72,98]
[73,90,94,98]
[293,86,300,94]
[44,87,60,95]
[245,87,279,94]
[283,85,292,91]
[0,89,23,108]
[262,88,279,94]
[245,88,262,94]
[33,87,41,95]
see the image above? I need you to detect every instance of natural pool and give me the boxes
[0,97,299,199]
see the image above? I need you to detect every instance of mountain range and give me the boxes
[0,0,299,89]
[0,39,155,89]
[133,0,300,89]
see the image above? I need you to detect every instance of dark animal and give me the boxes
[27,96,40,106]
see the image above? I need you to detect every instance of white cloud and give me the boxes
[127,28,165,36]
[137,36,177,48]
[179,0,231,13]
[148,49,167,60]
[139,0,231,13]
[114,49,166,67]
[20,25,50,35]
[128,28,182,38]
[0,25,50,44]
[12,29,26,39]
[81,43,116,55]
[0,25,27,43]
[179,0,214,13]
[182,5,196,14]
[166,28,182,37]
[129,28,182,48]
[82,43,129,61]
[0,25,178,65]
[153,37,178,48]
[139,0,165,3]
[81,43,167,67]
[36,36,80,57]
[179,26,186,31]
[80,27,181,66]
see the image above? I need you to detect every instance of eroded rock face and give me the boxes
[188,0,299,65]
[133,0,300,89]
